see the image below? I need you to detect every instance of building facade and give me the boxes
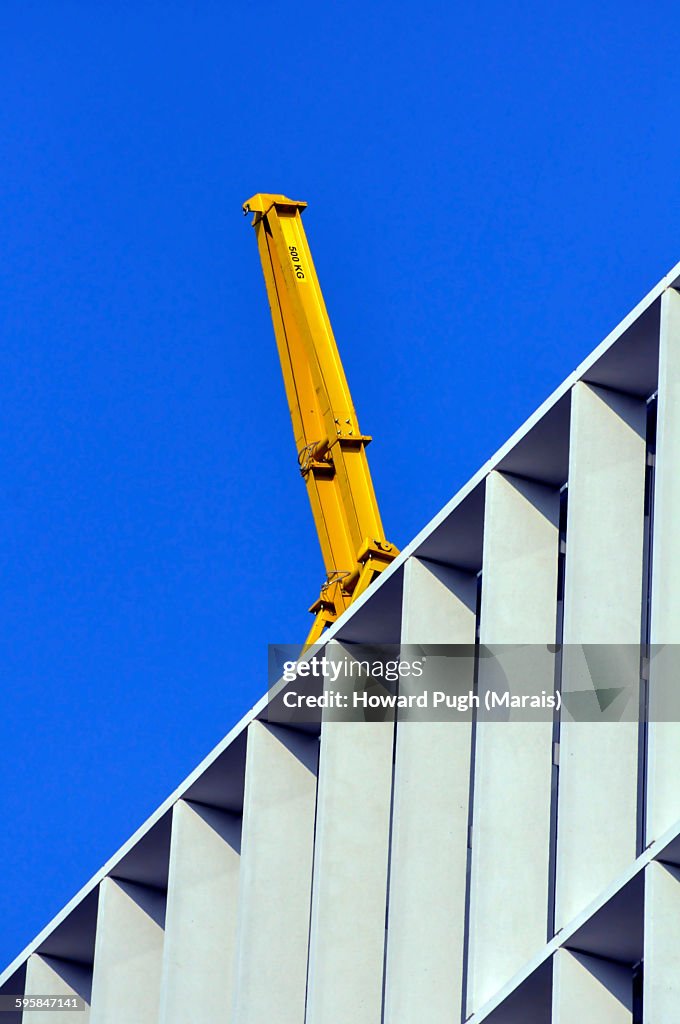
[3,267,680,1022]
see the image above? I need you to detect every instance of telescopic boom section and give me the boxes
[243,193,398,645]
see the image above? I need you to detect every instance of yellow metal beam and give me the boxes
[243,193,398,644]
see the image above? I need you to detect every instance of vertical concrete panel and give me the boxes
[478,473,559,645]
[400,556,476,643]
[232,721,317,1024]
[23,954,91,1023]
[89,878,165,1024]
[305,643,394,1024]
[643,861,680,1022]
[384,557,476,1024]
[647,288,680,841]
[556,383,646,929]
[467,472,559,1012]
[552,949,632,1023]
[159,800,240,1024]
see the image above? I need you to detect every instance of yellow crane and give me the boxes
[243,193,398,646]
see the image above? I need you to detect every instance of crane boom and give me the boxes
[243,193,398,645]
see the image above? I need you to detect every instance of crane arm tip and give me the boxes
[242,193,308,222]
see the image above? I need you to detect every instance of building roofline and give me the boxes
[3,258,680,986]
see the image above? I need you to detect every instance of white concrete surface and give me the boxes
[556,382,646,929]
[89,878,165,1024]
[231,720,317,1024]
[643,860,680,1022]
[159,799,240,1024]
[647,288,680,843]
[23,954,91,1023]
[305,643,394,1024]
[552,948,632,1023]
[467,471,559,1012]
[384,556,476,1024]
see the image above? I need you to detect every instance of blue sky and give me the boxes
[1,2,679,967]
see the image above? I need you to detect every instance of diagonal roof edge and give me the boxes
[2,258,680,985]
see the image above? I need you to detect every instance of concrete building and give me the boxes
[3,264,680,1022]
